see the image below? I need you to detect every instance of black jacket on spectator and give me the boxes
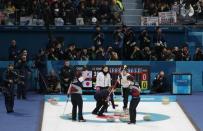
[153,33,165,44]
[193,52,203,61]
[138,34,151,49]
[15,60,31,78]
[93,32,104,48]
[96,50,105,60]
[34,52,48,93]
[98,3,111,22]
[54,48,64,60]
[173,50,183,61]
[8,45,19,61]
[152,75,168,93]
[60,66,74,93]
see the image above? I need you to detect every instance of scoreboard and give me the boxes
[75,65,150,94]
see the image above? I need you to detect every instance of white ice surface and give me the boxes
[41,101,196,131]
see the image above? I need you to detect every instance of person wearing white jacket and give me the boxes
[118,67,131,110]
[95,66,111,90]
[94,65,117,110]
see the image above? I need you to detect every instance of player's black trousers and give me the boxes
[129,97,140,123]
[122,87,130,109]
[71,93,84,120]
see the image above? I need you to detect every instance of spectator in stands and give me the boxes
[172,46,183,60]
[64,44,76,60]
[143,0,172,16]
[86,0,98,24]
[98,0,111,24]
[105,46,113,60]
[43,1,54,25]
[15,55,31,99]
[30,0,42,19]
[171,1,180,15]
[81,48,90,60]
[17,0,31,17]
[18,49,29,62]
[77,1,87,24]
[142,47,151,60]
[110,0,123,24]
[34,48,48,94]
[47,47,58,60]
[161,48,175,61]
[193,47,203,60]
[138,29,151,49]
[1,0,124,25]
[153,27,166,60]
[60,0,75,25]
[96,46,105,60]
[110,51,119,60]
[113,26,124,58]
[143,0,157,16]
[130,46,143,60]
[92,25,104,48]
[52,1,60,18]
[153,27,166,44]
[0,9,6,25]
[165,48,175,61]
[4,1,16,15]
[4,1,16,25]
[161,47,168,61]
[157,1,170,13]
[53,2,65,26]
[8,40,19,61]
[59,61,74,94]
[182,46,191,61]
[75,48,82,60]
[89,45,96,60]
[47,69,60,93]
[123,27,137,60]
[0,0,4,9]
[150,49,158,60]
[54,42,64,60]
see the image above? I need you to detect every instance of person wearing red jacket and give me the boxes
[127,75,141,124]
[67,69,87,122]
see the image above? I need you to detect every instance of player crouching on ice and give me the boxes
[67,69,88,122]
[127,75,141,124]
[92,86,116,116]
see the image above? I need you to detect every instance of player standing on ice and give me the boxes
[67,68,88,122]
[127,75,141,124]
[117,65,131,111]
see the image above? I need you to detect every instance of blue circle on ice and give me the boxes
[60,111,170,123]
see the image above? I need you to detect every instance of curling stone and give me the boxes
[120,111,127,116]
[143,114,152,121]
[162,97,170,105]
[48,98,58,105]
[123,109,129,115]
[119,116,129,122]
[106,117,116,122]
[114,110,122,116]
[67,113,72,120]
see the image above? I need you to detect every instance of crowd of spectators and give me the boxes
[0,0,124,25]
[7,26,203,61]
[143,0,203,18]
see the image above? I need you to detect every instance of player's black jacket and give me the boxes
[94,89,109,101]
